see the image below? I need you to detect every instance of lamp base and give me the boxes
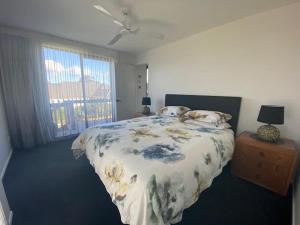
[142,106,150,115]
[257,124,280,143]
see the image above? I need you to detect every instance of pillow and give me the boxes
[183,120,231,129]
[180,110,232,126]
[159,106,191,117]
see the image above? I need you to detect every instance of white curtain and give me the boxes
[43,45,116,137]
[0,205,7,225]
[0,183,10,225]
[0,33,54,149]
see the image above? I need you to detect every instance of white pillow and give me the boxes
[159,106,190,117]
[180,110,232,126]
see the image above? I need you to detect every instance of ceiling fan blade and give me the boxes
[93,5,112,16]
[94,4,125,27]
[107,33,123,45]
[113,20,124,27]
[129,26,139,33]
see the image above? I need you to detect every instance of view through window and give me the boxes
[43,47,114,137]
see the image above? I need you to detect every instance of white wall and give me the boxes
[136,2,300,224]
[0,91,12,224]
[137,2,300,145]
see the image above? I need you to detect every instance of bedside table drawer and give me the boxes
[235,142,292,166]
[251,161,290,193]
[254,147,292,165]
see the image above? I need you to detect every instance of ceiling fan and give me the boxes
[93,4,165,45]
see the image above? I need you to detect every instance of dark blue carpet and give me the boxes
[3,139,292,225]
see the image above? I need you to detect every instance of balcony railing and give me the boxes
[50,99,112,137]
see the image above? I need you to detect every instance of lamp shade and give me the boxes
[257,105,284,125]
[142,97,151,106]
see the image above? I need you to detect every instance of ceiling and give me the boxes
[0,0,299,54]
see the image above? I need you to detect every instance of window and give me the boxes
[43,46,115,137]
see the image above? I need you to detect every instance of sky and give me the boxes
[43,47,111,84]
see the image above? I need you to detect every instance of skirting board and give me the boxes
[1,150,12,180]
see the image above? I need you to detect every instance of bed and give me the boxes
[71,94,241,225]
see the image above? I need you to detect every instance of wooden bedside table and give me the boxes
[133,112,156,118]
[231,131,297,195]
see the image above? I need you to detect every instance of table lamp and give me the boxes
[142,97,151,115]
[257,105,284,142]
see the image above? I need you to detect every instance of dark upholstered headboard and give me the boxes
[165,94,242,135]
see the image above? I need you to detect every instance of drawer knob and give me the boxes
[259,152,265,157]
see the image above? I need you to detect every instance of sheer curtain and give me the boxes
[43,45,116,137]
[0,182,10,225]
[0,204,7,225]
[0,33,54,149]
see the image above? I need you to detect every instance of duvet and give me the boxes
[71,115,234,225]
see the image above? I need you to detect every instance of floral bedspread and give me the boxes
[71,115,234,225]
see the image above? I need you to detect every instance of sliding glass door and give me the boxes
[43,46,115,137]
